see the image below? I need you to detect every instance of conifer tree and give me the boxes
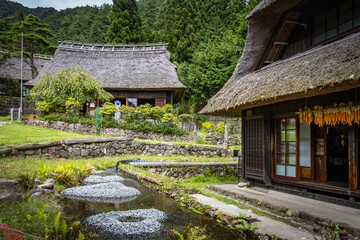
[106,0,142,43]
[13,14,56,78]
[158,0,204,62]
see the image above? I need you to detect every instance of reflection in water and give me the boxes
[61,168,240,240]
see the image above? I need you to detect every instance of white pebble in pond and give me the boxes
[63,182,140,204]
[85,208,166,239]
[83,175,124,184]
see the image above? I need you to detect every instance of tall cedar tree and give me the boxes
[137,0,164,42]
[44,4,111,43]
[158,0,204,63]
[106,0,142,43]
[12,14,56,79]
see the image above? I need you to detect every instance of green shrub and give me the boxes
[100,102,117,116]
[215,122,225,135]
[18,172,36,190]
[201,122,215,134]
[179,114,194,123]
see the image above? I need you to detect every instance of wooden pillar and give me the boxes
[263,111,272,186]
[241,111,246,182]
[349,125,358,191]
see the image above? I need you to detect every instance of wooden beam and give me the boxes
[286,20,300,24]
[274,41,288,45]
[241,112,246,182]
[263,110,272,186]
[349,125,358,191]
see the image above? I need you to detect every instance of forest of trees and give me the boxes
[0,0,260,113]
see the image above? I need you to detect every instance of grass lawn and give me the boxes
[0,123,109,146]
[0,115,11,122]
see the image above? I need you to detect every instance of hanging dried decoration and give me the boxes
[297,102,360,126]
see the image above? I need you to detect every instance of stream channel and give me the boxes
[61,168,240,239]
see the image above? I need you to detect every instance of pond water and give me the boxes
[61,168,241,240]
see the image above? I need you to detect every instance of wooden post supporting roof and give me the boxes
[349,125,358,191]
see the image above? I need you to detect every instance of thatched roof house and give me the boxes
[0,54,51,81]
[201,0,360,207]
[201,0,360,116]
[25,41,185,108]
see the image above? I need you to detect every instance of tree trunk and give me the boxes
[30,40,35,79]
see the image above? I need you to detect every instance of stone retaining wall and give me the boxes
[0,138,232,159]
[25,120,193,142]
[130,162,237,179]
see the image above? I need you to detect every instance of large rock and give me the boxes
[0,179,23,192]
[0,193,23,204]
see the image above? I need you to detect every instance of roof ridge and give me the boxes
[58,41,169,52]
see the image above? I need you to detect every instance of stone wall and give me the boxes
[25,120,193,142]
[129,162,237,179]
[0,138,232,159]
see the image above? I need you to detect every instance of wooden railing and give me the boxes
[58,41,168,51]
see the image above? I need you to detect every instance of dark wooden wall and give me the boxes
[106,90,174,106]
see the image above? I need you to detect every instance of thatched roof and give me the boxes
[201,0,360,116]
[201,31,360,116]
[25,42,185,103]
[0,54,51,81]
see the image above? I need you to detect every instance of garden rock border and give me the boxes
[0,137,232,159]
[84,208,166,239]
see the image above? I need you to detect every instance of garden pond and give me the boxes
[60,168,241,239]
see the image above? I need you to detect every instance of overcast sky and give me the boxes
[12,0,113,10]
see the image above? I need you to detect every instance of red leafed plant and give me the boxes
[0,224,23,240]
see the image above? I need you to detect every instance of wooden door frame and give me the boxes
[273,114,300,181]
[244,114,265,181]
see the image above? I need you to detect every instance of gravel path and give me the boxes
[83,175,124,184]
[63,182,140,204]
[85,208,166,239]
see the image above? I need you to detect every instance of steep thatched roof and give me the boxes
[0,54,51,81]
[25,43,185,103]
[201,0,360,116]
[201,32,360,116]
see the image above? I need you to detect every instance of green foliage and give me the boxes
[201,121,224,135]
[135,103,152,118]
[100,102,118,116]
[158,0,204,62]
[12,14,56,78]
[233,213,257,233]
[31,65,113,113]
[149,106,164,121]
[0,76,20,96]
[201,122,215,134]
[44,4,111,43]
[161,113,178,125]
[38,163,52,180]
[53,162,92,187]
[215,122,225,135]
[179,114,194,123]
[0,0,56,20]
[106,0,142,43]
[65,97,82,116]
[137,0,164,42]
[170,225,210,240]
[18,172,36,190]
[314,222,348,240]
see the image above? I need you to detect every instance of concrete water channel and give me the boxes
[61,168,240,240]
